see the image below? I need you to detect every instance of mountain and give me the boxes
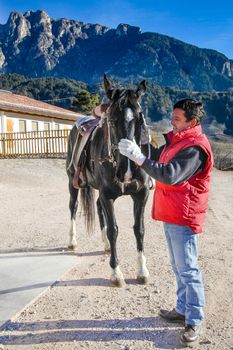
[0,10,233,91]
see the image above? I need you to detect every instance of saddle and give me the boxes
[72,116,100,189]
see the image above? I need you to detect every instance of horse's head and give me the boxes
[104,74,146,142]
[104,74,146,182]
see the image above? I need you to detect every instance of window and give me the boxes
[54,123,59,130]
[6,118,13,132]
[19,120,26,132]
[44,122,50,131]
[32,121,38,131]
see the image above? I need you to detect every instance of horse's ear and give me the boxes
[136,80,146,99]
[104,74,114,99]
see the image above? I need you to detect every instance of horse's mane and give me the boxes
[109,88,141,116]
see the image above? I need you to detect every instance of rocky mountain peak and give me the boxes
[0,10,233,90]
[5,11,30,43]
[116,23,141,36]
[24,10,50,24]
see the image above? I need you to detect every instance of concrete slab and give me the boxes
[0,250,77,329]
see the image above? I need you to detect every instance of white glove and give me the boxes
[118,139,146,166]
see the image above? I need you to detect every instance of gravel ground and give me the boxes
[0,159,232,350]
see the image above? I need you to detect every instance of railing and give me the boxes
[0,129,70,158]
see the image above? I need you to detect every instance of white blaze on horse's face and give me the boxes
[123,107,135,141]
[124,108,134,122]
[123,108,134,183]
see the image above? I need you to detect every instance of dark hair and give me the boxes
[173,99,205,124]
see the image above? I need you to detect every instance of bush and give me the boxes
[210,141,233,171]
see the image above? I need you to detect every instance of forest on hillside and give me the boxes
[0,73,233,136]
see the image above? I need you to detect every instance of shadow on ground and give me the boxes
[0,317,188,349]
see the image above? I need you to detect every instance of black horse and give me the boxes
[66,75,150,287]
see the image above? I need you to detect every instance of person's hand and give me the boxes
[118,139,146,166]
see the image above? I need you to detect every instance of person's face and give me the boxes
[171,108,196,134]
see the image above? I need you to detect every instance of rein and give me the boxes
[98,105,118,165]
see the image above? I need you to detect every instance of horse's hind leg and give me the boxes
[68,179,79,250]
[131,188,150,284]
[96,197,110,252]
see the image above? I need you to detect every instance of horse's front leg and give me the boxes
[100,194,125,287]
[68,179,79,250]
[96,197,110,252]
[131,187,150,284]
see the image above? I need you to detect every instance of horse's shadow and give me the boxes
[0,277,154,295]
[0,248,104,259]
[54,277,150,287]
[0,317,187,349]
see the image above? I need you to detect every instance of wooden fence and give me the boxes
[0,129,70,158]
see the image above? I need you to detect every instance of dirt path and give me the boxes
[0,159,232,350]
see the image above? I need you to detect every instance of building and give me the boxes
[0,90,82,133]
[0,90,83,158]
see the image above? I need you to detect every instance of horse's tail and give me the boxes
[66,125,80,174]
[80,186,95,234]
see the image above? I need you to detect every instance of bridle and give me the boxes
[99,95,144,166]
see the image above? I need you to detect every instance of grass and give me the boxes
[210,141,233,171]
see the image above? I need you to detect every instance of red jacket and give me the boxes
[152,125,213,233]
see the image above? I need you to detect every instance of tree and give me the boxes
[72,89,100,114]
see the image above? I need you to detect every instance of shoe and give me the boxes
[159,308,185,323]
[180,324,201,344]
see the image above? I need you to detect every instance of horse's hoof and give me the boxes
[110,278,126,288]
[68,244,78,251]
[104,248,111,255]
[137,275,149,284]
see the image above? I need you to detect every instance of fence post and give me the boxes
[2,136,6,158]
[45,131,49,158]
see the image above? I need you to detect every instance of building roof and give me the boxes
[0,90,83,121]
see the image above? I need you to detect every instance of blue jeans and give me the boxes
[163,223,205,326]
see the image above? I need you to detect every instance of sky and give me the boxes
[1,0,233,58]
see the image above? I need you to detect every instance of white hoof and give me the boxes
[68,243,78,251]
[110,266,125,287]
[137,252,149,284]
[69,219,77,250]
[137,275,149,284]
[110,277,126,288]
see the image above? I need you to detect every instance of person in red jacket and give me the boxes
[118,99,213,346]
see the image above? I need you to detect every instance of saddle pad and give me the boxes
[72,118,100,189]
[75,115,98,128]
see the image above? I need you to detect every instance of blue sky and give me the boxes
[1,0,233,58]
